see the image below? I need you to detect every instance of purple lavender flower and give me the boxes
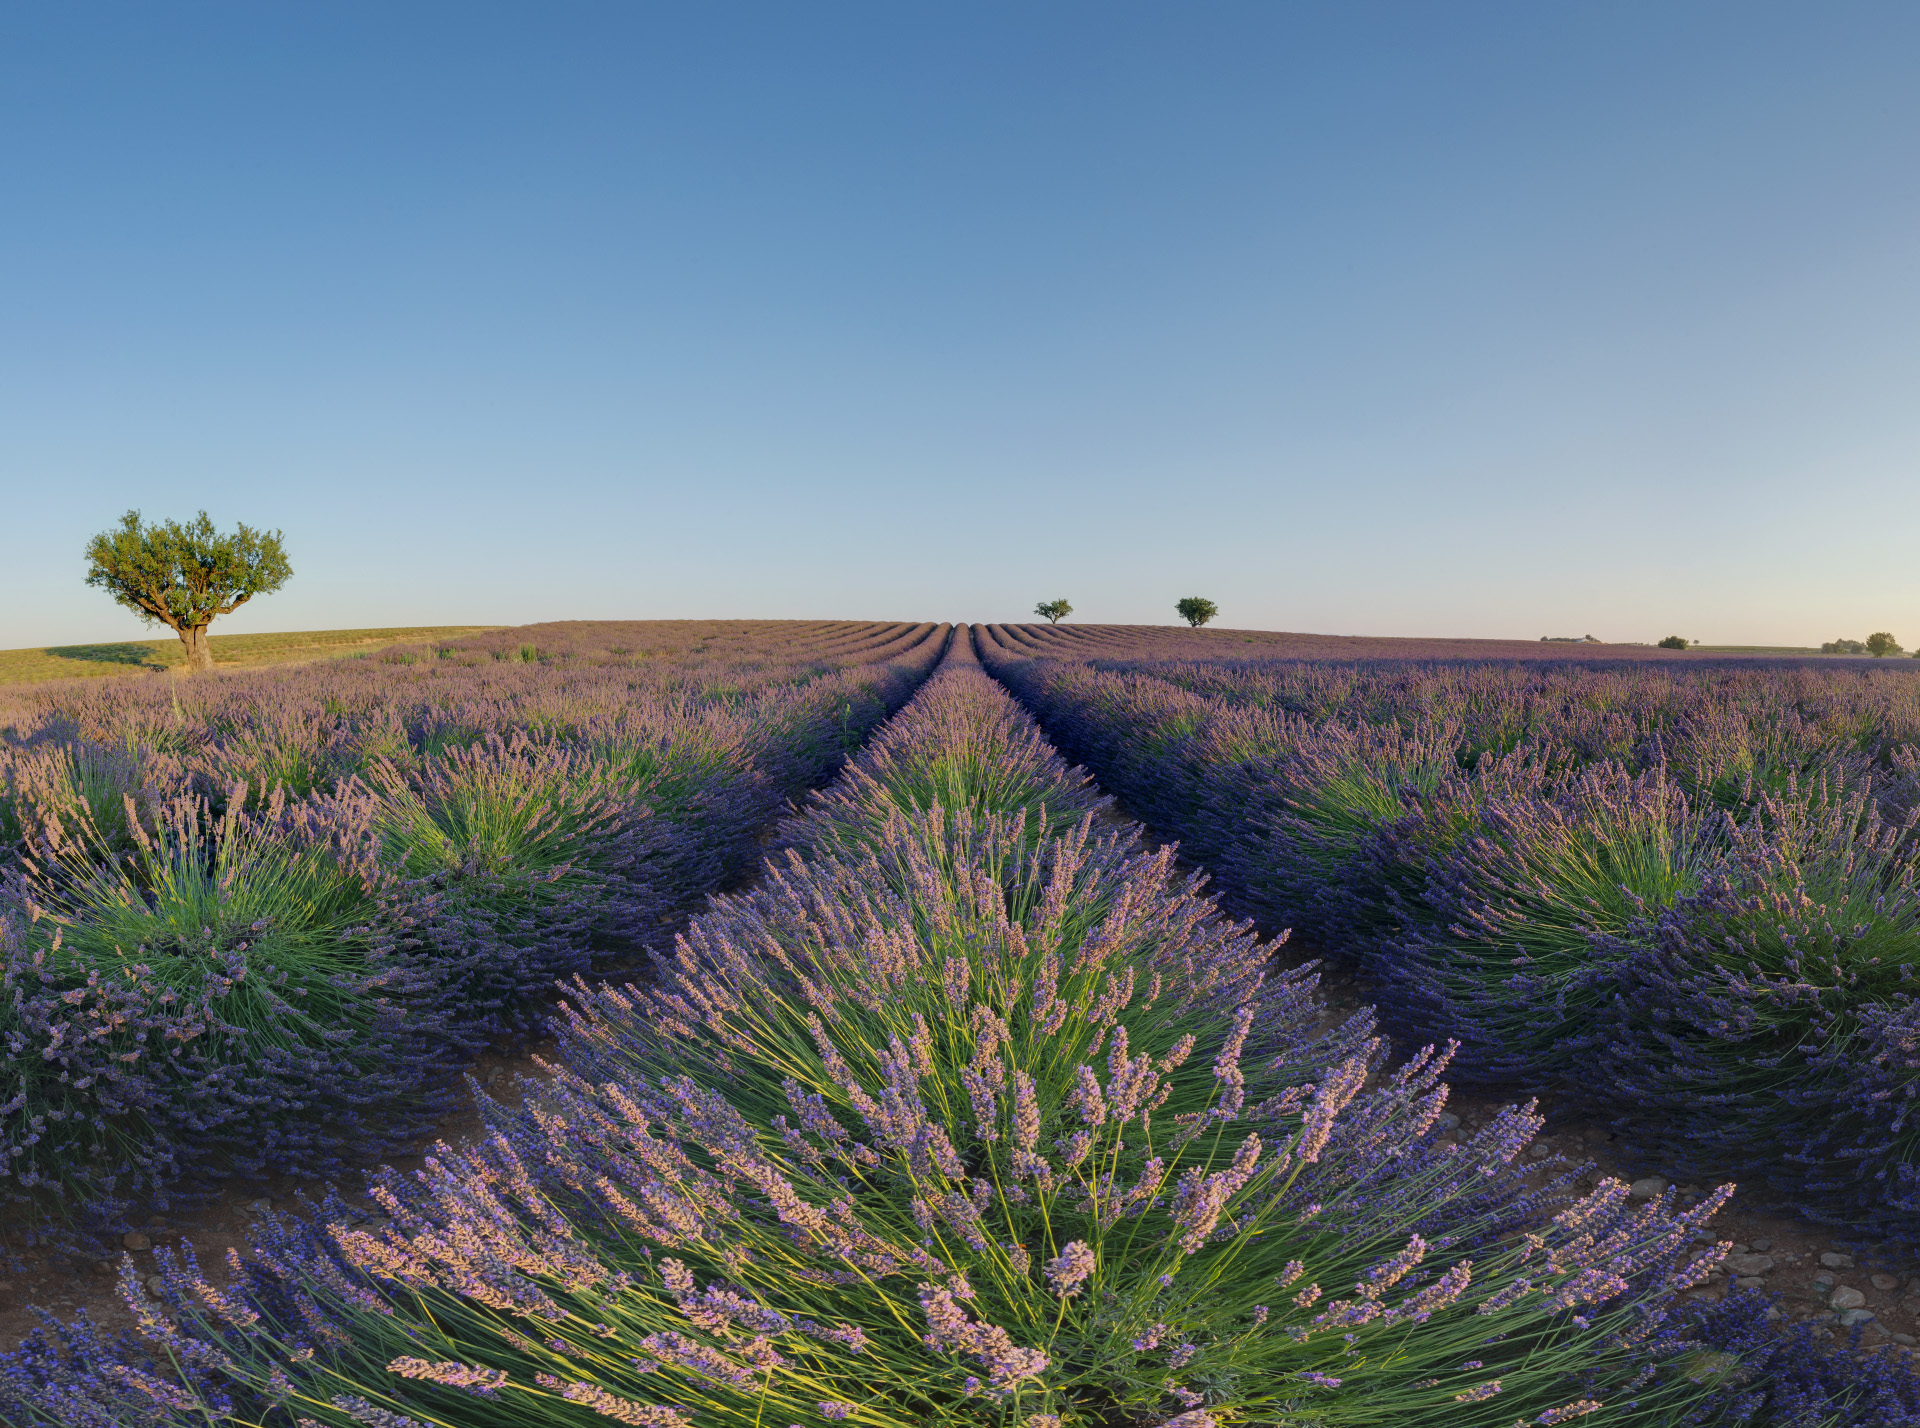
[1043,1240,1096,1297]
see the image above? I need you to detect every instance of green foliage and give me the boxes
[83,510,292,668]
[1391,767,1727,1086]
[1034,599,1073,625]
[2,792,401,1214]
[1867,631,1902,657]
[1657,636,1690,650]
[1175,597,1218,629]
[364,735,633,913]
[1820,638,1867,655]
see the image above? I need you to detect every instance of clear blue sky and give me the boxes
[5,3,1917,648]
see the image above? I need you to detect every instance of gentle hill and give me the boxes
[0,626,498,686]
[992,625,1888,663]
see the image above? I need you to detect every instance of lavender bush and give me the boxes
[1596,786,1920,1231]
[1668,1290,1920,1425]
[0,789,440,1239]
[1367,765,1727,1088]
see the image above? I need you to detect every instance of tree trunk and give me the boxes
[179,624,216,673]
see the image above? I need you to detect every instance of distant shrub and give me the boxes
[1176,596,1218,628]
[1821,638,1867,654]
[1657,635,1690,650]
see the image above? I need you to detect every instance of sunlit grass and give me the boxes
[0,627,498,687]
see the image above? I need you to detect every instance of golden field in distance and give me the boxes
[0,626,498,687]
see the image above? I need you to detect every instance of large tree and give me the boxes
[1175,596,1218,628]
[1034,599,1073,625]
[84,510,292,673]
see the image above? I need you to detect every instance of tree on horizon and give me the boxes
[1176,596,1218,628]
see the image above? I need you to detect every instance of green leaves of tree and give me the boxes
[84,509,292,634]
[1175,597,1218,628]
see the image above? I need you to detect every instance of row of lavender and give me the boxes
[12,630,1904,1428]
[0,622,948,1250]
[974,625,1920,1241]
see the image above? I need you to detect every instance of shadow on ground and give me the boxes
[41,644,164,669]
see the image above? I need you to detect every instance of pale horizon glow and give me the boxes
[5,4,1918,652]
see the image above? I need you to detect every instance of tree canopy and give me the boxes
[84,510,292,672]
[1034,599,1072,625]
[1657,635,1690,650]
[1175,596,1218,628]
[1867,631,1902,657]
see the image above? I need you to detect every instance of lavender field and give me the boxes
[977,623,1920,1243]
[4,624,1920,1426]
[0,621,947,1247]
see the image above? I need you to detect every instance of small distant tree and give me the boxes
[1657,635,1690,650]
[1821,638,1868,655]
[1034,599,1073,625]
[1176,596,1218,628]
[84,510,292,673]
[1867,631,1902,658]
